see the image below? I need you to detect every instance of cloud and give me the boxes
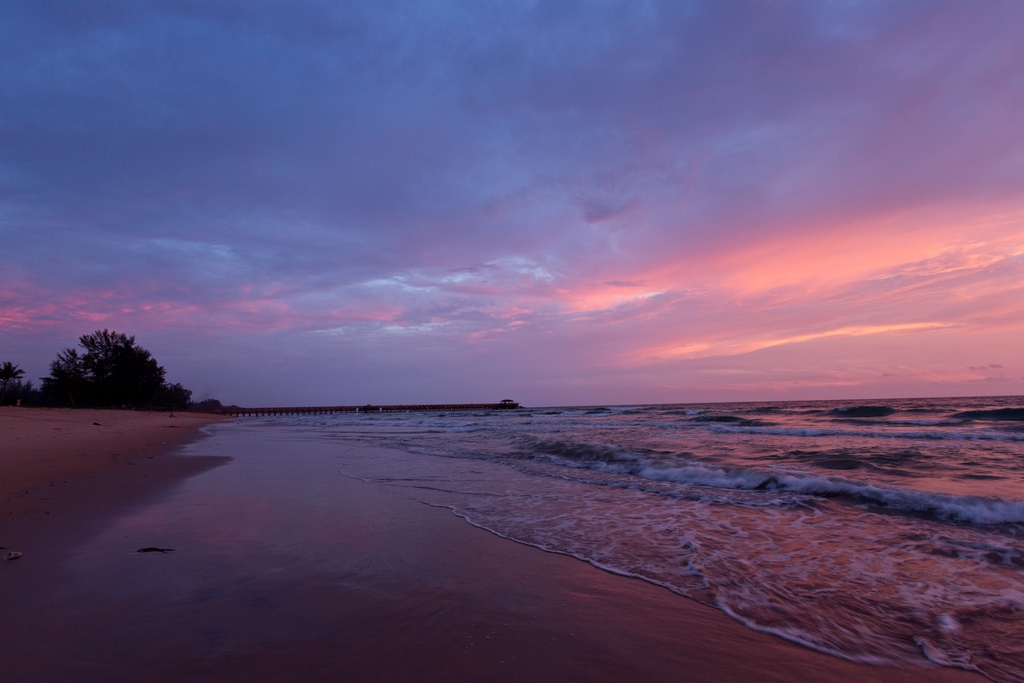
[2,1,1023,403]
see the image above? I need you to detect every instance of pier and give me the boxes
[210,399,520,417]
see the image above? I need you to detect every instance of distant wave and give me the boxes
[829,406,896,417]
[690,414,769,426]
[634,464,1024,525]
[702,423,1024,441]
[954,408,1024,421]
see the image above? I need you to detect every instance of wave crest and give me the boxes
[830,406,896,417]
[636,463,1024,525]
[529,439,643,464]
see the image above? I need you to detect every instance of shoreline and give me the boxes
[0,412,987,682]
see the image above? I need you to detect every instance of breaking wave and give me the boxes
[635,462,1024,525]
[525,439,1024,525]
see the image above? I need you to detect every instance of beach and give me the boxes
[0,407,994,682]
[0,407,226,516]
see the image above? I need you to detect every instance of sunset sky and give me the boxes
[2,1,1023,406]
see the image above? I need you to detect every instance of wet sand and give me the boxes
[0,415,985,683]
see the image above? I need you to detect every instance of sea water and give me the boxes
[268,397,1024,681]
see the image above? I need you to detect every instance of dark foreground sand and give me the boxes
[0,411,984,683]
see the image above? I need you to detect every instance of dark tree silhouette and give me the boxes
[150,382,192,410]
[43,330,175,408]
[41,348,88,407]
[189,398,223,411]
[79,330,165,406]
[0,361,25,404]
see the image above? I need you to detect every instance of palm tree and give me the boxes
[0,361,25,405]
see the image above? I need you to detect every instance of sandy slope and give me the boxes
[0,407,225,516]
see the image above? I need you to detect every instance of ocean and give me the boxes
[267,396,1024,681]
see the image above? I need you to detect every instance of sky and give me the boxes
[2,0,1023,407]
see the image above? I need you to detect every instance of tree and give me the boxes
[78,330,166,407]
[41,348,88,407]
[0,361,25,405]
[150,382,192,410]
[43,330,174,408]
[189,398,223,411]
[4,378,47,407]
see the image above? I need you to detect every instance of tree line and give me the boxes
[1,329,221,410]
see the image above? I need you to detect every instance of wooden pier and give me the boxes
[211,400,520,417]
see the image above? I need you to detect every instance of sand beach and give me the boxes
[0,409,987,682]
[0,407,227,517]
